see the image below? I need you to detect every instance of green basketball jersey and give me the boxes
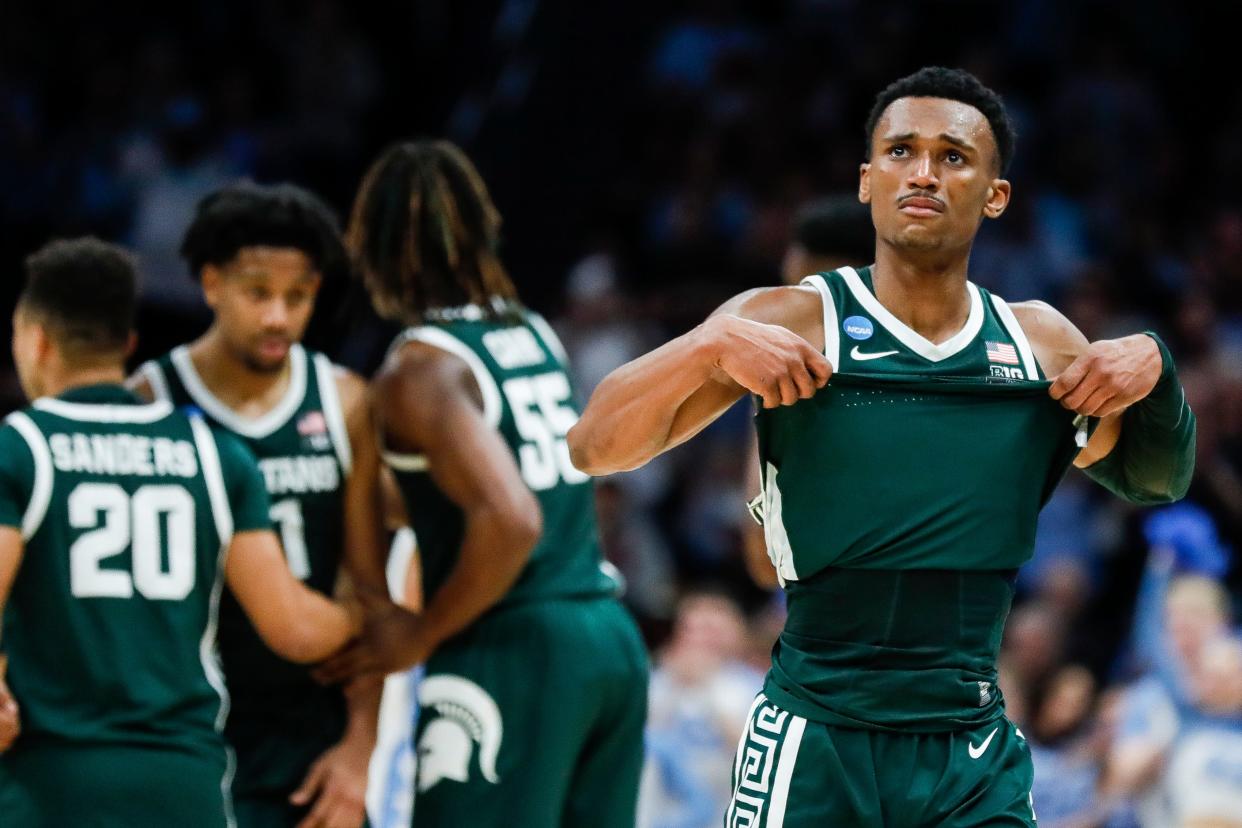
[756,267,1084,731]
[383,306,618,611]
[0,384,270,760]
[140,344,350,714]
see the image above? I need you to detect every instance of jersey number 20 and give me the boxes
[69,482,195,600]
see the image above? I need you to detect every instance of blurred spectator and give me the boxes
[640,589,763,828]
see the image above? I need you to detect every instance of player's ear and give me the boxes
[124,331,138,360]
[983,178,1011,220]
[859,163,872,204]
[200,265,222,308]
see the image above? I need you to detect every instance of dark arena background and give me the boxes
[3,1,1242,826]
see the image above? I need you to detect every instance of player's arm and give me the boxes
[1013,301,1195,504]
[568,286,831,476]
[315,343,543,681]
[0,529,23,753]
[214,432,358,663]
[226,530,358,663]
[289,369,387,828]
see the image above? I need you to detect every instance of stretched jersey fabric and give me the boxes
[0,385,269,775]
[756,267,1085,731]
[383,305,618,610]
[140,345,352,797]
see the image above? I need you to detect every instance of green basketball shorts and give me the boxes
[0,741,232,828]
[726,694,1037,827]
[413,595,649,828]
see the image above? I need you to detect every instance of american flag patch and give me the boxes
[297,411,327,436]
[985,341,1020,365]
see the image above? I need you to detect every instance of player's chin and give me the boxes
[244,351,290,374]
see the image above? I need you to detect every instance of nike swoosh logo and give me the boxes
[968,727,998,759]
[850,346,899,361]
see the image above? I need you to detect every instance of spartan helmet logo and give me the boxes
[416,674,504,793]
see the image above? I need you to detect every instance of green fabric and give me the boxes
[0,384,237,769]
[414,597,648,828]
[1081,332,1196,505]
[0,424,34,529]
[0,743,231,828]
[386,307,619,609]
[728,695,1035,827]
[145,345,352,796]
[754,267,1092,733]
[215,429,276,534]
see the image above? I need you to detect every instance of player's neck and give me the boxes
[870,243,973,345]
[43,365,128,399]
[188,329,294,416]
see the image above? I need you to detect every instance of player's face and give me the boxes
[202,247,321,374]
[10,308,46,400]
[860,97,1010,255]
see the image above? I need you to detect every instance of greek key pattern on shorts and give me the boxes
[726,695,806,828]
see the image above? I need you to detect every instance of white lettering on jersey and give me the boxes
[49,433,198,478]
[258,455,341,495]
[481,327,547,370]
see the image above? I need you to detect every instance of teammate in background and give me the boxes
[129,184,386,828]
[318,140,650,827]
[778,195,874,287]
[745,195,873,588]
[569,67,1196,826]
[0,238,360,826]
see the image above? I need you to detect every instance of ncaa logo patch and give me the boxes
[842,316,874,341]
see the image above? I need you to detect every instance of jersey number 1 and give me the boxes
[69,482,195,600]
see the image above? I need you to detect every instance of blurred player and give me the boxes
[319,140,649,827]
[130,184,386,828]
[745,195,873,588]
[570,67,1196,826]
[0,238,360,827]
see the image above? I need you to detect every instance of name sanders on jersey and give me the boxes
[49,432,199,478]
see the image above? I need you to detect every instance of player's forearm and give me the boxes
[1082,334,1196,504]
[569,321,723,475]
[410,504,539,660]
[340,674,383,748]
[276,587,358,664]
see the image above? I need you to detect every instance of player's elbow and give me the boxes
[567,420,627,476]
[261,625,331,664]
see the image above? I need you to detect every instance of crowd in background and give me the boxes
[4,1,1242,825]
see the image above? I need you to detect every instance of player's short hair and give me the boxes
[20,237,137,356]
[864,66,1017,174]
[792,196,874,261]
[180,181,345,279]
[346,140,519,323]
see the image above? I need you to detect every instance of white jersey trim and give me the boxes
[189,416,234,547]
[528,312,570,365]
[312,354,353,476]
[32,397,173,424]
[768,714,807,828]
[762,462,798,585]
[388,327,503,429]
[799,274,841,371]
[838,266,984,363]
[382,451,429,473]
[5,412,53,541]
[170,344,308,439]
[989,294,1041,380]
[140,361,172,404]
[187,415,234,756]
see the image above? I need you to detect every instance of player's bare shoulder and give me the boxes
[1009,299,1089,378]
[719,284,827,352]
